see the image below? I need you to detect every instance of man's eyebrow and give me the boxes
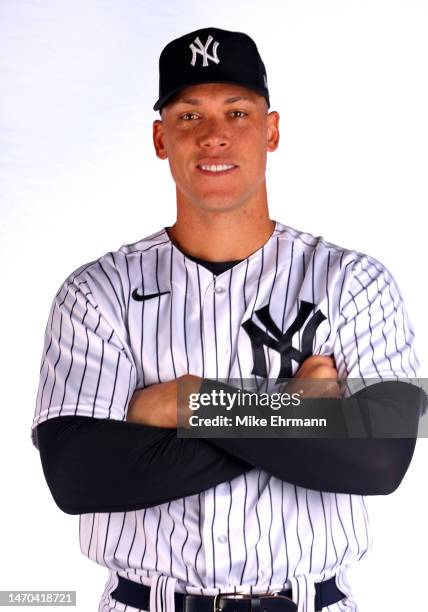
[175,95,257,105]
[224,96,256,104]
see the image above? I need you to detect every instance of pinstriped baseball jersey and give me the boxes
[31,220,420,612]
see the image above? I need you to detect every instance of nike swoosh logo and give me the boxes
[132,289,171,302]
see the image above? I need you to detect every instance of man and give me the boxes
[31,27,423,612]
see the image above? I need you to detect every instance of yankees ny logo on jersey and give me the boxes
[242,300,327,382]
[189,34,220,67]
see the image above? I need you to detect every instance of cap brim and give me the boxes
[153,79,269,111]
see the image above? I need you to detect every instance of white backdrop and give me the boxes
[1,1,427,610]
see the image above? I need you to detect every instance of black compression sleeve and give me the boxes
[198,379,425,496]
[36,381,426,517]
[36,416,252,515]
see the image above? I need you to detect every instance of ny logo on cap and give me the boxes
[189,34,220,67]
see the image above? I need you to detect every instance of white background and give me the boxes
[1,1,427,610]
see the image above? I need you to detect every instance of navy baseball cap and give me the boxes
[153,27,270,112]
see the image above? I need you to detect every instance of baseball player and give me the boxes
[31,27,424,612]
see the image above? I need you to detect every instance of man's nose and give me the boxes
[197,119,230,148]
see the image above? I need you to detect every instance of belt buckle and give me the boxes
[213,591,296,612]
[213,591,251,612]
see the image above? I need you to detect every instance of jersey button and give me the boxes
[217,535,228,543]
[215,285,226,294]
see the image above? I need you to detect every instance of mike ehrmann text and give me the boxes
[187,415,328,428]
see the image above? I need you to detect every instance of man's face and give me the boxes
[153,83,279,213]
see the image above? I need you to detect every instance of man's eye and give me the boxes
[181,113,199,121]
[231,111,247,118]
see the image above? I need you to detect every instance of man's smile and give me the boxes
[196,159,239,176]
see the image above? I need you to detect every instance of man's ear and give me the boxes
[266,111,280,153]
[153,119,168,160]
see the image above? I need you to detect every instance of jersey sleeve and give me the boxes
[333,254,421,394]
[31,259,137,450]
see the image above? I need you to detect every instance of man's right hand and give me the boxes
[285,355,341,398]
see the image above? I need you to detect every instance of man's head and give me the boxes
[152,27,279,216]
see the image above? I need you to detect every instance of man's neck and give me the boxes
[167,216,275,261]
[167,197,275,262]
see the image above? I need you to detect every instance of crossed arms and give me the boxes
[36,355,424,515]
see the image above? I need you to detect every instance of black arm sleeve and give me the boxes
[36,416,253,515]
[199,379,425,496]
[36,381,426,516]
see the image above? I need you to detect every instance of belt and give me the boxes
[110,575,347,612]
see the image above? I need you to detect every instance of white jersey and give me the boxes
[31,220,420,612]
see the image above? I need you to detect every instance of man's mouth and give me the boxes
[196,164,238,175]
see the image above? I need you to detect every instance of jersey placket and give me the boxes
[197,268,236,589]
[198,271,233,380]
